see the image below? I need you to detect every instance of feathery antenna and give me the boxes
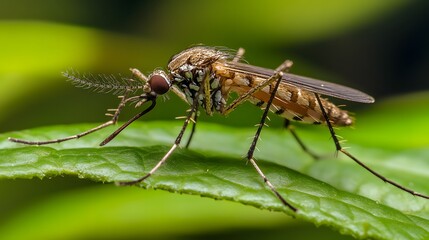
[63,69,145,95]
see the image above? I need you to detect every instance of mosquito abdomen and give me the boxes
[225,72,353,126]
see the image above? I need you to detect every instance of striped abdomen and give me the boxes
[222,72,353,126]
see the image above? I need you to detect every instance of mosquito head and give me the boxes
[148,70,171,95]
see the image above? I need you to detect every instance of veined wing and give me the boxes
[224,61,375,103]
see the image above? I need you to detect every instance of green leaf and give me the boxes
[344,92,429,149]
[1,109,429,240]
[0,185,347,240]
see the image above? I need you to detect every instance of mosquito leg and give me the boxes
[314,94,429,199]
[100,99,157,146]
[222,66,284,115]
[185,111,198,148]
[8,93,139,145]
[118,96,199,186]
[283,119,320,160]
[185,48,244,149]
[246,60,297,212]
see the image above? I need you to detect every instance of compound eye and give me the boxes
[149,74,170,95]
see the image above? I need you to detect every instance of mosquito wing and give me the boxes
[224,61,374,103]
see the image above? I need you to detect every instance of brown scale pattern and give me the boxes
[221,72,352,126]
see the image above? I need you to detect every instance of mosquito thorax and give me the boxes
[148,70,171,95]
[167,46,229,71]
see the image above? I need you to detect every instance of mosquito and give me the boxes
[9,46,429,212]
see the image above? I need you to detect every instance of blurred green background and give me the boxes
[1,0,428,239]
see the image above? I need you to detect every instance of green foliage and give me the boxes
[1,91,429,240]
[0,2,425,239]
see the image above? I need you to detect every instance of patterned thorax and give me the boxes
[167,47,232,113]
